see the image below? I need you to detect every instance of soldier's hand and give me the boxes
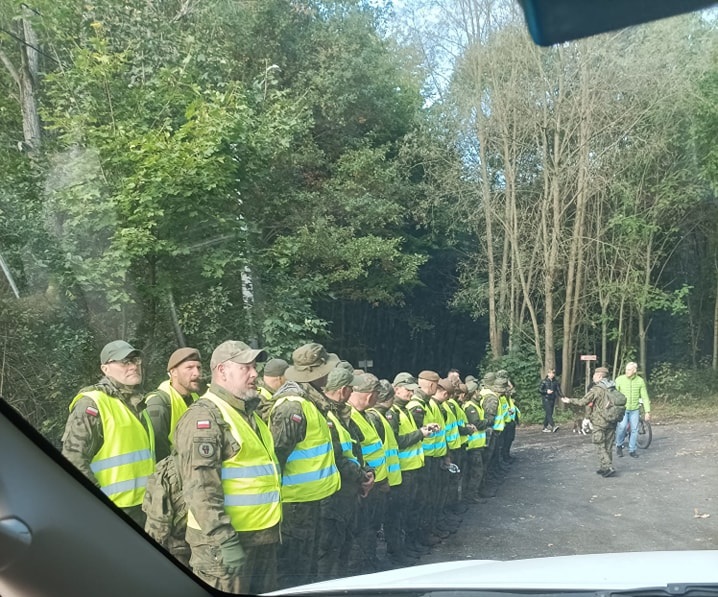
[220,534,246,575]
[360,470,375,497]
[561,397,570,404]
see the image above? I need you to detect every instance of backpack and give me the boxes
[598,382,627,424]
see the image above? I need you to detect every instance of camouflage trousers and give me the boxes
[592,426,616,471]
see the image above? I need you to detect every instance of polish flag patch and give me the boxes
[196,420,211,429]
[85,406,99,417]
[291,414,303,424]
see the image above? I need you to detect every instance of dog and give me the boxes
[566,402,593,435]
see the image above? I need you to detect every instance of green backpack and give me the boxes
[602,385,627,424]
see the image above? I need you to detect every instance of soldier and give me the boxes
[269,343,341,588]
[317,367,372,581]
[478,372,501,497]
[562,366,619,477]
[256,358,289,423]
[390,373,431,558]
[461,379,489,503]
[407,371,447,546]
[145,347,202,462]
[431,379,461,534]
[62,340,153,526]
[174,340,280,594]
[366,380,413,567]
[347,373,389,573]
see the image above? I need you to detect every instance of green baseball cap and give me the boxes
[101,340,141,364]
[210,340,266,369]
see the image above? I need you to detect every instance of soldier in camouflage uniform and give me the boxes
[478,372,501,498]
[390,373,432,558]
[317,367,373,580]
[461,379,490,503]
[145,347,202,462]
[174,340,280,594]
[269,343,341,588]
[62,340,152,527]
[256,358,289,423]
[562,366,618,477]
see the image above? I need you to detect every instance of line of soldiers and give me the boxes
[61,339,520,594]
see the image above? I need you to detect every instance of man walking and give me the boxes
[62,340,153,526]
[615,362,651,458]
[562,367,620,477]
[174,340,280,594]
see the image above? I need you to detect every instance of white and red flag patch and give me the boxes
[196,420,211,429]
[85,406,99,417]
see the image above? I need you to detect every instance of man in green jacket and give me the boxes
[615,361,651,458]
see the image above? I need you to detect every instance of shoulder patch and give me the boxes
[197,442,215,458]
[412,407,424,415]
[85,406,99,417]
[326,420,334,428]
[196,420,211,429]
[291,413,303,424]
[385,412,393,420]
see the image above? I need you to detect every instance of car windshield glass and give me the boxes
[1,0,717,594]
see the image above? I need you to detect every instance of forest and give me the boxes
[1,0,717,440]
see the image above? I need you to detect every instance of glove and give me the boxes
[220,534,245,574]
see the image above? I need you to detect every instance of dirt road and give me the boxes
[422,419,718,563]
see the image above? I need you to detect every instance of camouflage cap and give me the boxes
[324,367,357,392]
[263,358,289,377]
[166,347,201,372]
[392,372,419,390]
[595,366,609,375]
[211,340,266,369]
[496,369,509,378]
[285,343,340,383]
[481,371,496,385]
[465,375,477,384]
[353,372,381,393]
[376,379,395,403]
[466,380,479,394]
[336,360,355,373]
[101,340,141,364]
[418,370,440,382]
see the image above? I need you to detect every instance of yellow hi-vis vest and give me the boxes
[327,411,360,467]
[440,400,461,449]
[449,398,469,447]
[350,407,388,483]
[367,408,402,486]
[154,380,198,446]
[500,395,511,424]
[406,396,445,457]
[186,392,281,532]
[480,389,505,431]
[257,386,273,401]
[391,404,424,471]
[274,396,340,502]
[509,396,520,422]
[462,400,487,449]
[428,399,448,456]
[70,390,155,508]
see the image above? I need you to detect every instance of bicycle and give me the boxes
[620,403,652,450]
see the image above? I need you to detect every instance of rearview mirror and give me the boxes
[518,0,717,45]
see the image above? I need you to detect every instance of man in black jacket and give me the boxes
[538,369,562,432]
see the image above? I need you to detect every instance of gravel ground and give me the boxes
[420,419,718,563]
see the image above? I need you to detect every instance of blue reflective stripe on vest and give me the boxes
[283,464,338,486]
[361,440,383,456]
[90,449,153,473]
[286,441,332,462]
[100,476,148,497]
[224,491,281,506]
[398,447,422,459]
[221,464,278,479]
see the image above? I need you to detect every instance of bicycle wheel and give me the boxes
[637,419,652,449]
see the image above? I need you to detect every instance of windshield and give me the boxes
[1,0,717,594]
